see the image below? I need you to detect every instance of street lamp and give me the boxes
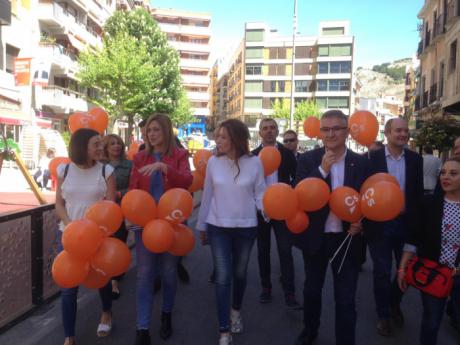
[289,0,298,129]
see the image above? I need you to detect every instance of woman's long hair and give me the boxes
[102,134,126,160]
[216,119,250,179]
[144,113,176,156]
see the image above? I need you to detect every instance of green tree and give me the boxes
[294,100,321,132]
[77,9,182,144]
[171,91,196,129]
[271,98,290,120]
[415,116,460,152]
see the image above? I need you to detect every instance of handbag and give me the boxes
[405,256,454,298]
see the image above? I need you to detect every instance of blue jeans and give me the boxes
[135,230,178,330]
[302,233,360,345]
[368,223,405,319]
[420,276,460,345]
[256,212,296,294]
[56,231,112,337]
[208,224,257,333]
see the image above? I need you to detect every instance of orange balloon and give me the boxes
[259,146,281,176]
[361,181,405,221]
[52,251,90,288]
[82,267,110,289]
[360,173,399,194]
[88,107,109,134]
[121,189,156,226]
[303,117,320,138]
[127,148,137,160]
[85,200,123,236]
[169,224,196,256]
[286,211,310,234]
[48,156,71,177]
[295,177,331,211]
[62,219,105,260]
[193,149,213,176]
[263,183,298,220]
[157,188,194,225]
[349,111,379,147]
[129,140,143,152]
[329,186,362,223]
[91,237,131,277]
[68,112,92,133]
[188,171,204,193]
[143,219,175,253]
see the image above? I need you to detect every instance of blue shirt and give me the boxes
[149,153,164,203]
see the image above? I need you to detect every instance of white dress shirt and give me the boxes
[385,146,406,193]
[423,154,442,191]
[319,149,347,233]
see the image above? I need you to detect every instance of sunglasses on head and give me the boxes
[283,138,297,143]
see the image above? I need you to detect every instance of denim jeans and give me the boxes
[135,230,178,330]
[208,224,257,333]
[256,212,296,294]
[302,233,360,345]
[368,224,405,319]
[56,231,112,337]
[420,276,460,345]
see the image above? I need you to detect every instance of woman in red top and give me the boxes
[129,113,192,345]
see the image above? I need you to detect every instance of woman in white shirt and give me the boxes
[55,128,116,345]
[197,119,266,345]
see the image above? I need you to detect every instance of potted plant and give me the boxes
[0,133,21,174]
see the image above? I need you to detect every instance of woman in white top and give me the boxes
[197,119,266,345]
[55,128,116,345]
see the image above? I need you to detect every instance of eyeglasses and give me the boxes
[283,138,297,143]
[319,126,348,134]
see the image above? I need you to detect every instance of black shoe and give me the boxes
[259,288,272,304]
[294,328,317,345]
[160,311,172,340]
[135,329,151,345]
[390,304,404,328]
[177,262,190,284]
[285,293,302,310]
[376,318,392,337]
[153,278,161,294]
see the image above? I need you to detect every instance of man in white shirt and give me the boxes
[252,118,299,309]
[422,146,441,194]
[294,110,369,345]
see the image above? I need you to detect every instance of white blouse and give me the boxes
[196,155,266,231]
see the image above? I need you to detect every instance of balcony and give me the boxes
[432,16,446,39]
[186,91,210,102]
[181,75,210,86]
[39,85,88,113]
[180,59,210,70]
[38,43,79,72]
[192,107,210,116]
[157,23,211,38]
[0,70,20,102]
[429,83,438,103]
[37,2,102,48]
[446,0,460,24]
[169,41,211,54]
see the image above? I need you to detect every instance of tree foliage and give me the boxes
[171,91,196,128]
[77,9,182,143]
[414,116,460,152]
[294,100,321,121]
[372,62,406,81]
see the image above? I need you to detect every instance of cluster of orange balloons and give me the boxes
[68,107,109,135]
[121,188,196,255]
[189,149,213,192]
[52,201,131,289]
[259,147,281,176]
[262,173,404,234]
[349,111,379,148]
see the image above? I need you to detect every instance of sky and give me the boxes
[151,0,425,69]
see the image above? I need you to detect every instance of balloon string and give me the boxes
[337,236,353,274]
[329,233,351,265]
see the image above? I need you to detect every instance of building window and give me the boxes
[296,46,310,58]
[328,97,349,108]
[330,61,351,73]
[449,40,457,72]
[318,62,328,74]
[329,79,350,91]
[316,97,327,109]
[244,98,263,108]
[246,30,264,42]
[295,80,309,92]
[439,61,445,97]
[317,80,328,91]
[245,81,263,92]
[322,27,345,36]
[246,48,263,59]
[5,44,20,74]
[318,44,352,57]
[270,81,277,92]
[295,63,309,75]
[278,81,285,92]
[246,65,262,75]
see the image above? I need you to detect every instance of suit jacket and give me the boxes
[294,147,370,260]
[252,142,297,185]
[364,147,424,239]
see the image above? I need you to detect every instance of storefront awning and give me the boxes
[0,110,31,125]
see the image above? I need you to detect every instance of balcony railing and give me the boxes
[41,85,88,112]
[432,16,446,38]
[429,83,438,103]
[39,43,78,71]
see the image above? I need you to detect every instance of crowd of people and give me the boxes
[53,110,460,345]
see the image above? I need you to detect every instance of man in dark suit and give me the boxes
[252,118,300,308]
[365,117,424,337]
[294,110,369,345]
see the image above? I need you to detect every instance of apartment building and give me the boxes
[214,21,354,128]
[415,0,460,120]
[151,8,211,134]
[0,0,115,166]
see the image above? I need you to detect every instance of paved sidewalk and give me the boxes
[1,209,459,345]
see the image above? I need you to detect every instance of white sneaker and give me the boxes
[219,333,232,345]
[230,309,243,333]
